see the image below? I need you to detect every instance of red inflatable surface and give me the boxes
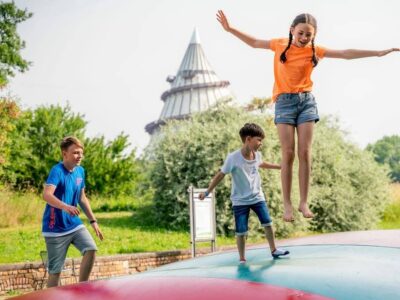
[13,276,331,300]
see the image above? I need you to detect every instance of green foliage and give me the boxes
[4,104,86,190]
[310,118,391,232]
[367,135,400,182]
[3,103,144,198]
[379,201,400,229]
[147,105,303,236]
[83,134,141,197]
[0,97,20,180]
[378,184,400,229]
[0,1,32,86]
[147,105,390,237]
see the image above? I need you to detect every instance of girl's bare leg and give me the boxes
[297,122,314,218]
[276,124,296,222]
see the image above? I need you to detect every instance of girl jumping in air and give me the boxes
[216,10,399,222]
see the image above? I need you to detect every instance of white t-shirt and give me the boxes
[221,149,265,206]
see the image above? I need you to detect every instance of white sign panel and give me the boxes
[194,193,214,240]
[189,186,216,257]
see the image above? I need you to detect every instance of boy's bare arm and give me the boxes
[79,189,104,240]
[43,185,80,216]
[259,161,281,170]
[199,171,226,200]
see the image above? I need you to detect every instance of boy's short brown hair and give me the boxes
[239,123,265,143]
[60,136,84,151]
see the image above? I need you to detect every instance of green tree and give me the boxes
[4,104,86,190]
[0,1,32,179]
[83,134,140,197]
[147,105,390,237]
[0,1,32,87]
[0,97,19,181]
[4,103,142,198]
[367,135,400,182]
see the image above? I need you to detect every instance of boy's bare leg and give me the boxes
[79,250,96,282]
[277,124,296,222]
[236,235,246,261]
[297,122,314,218]
[265,226,290,258]
[47,273,61,288]
[264,226,276,252]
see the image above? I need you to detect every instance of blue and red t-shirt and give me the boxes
[42,162,85,237]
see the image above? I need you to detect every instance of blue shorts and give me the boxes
[232,201,272,236]
[274,92,319,126]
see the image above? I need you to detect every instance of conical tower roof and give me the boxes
[145,28,235,135]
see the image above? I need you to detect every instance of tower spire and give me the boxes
[145,28,235,135]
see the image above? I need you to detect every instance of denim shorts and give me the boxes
[45,227,97,274]
[274,92,319,126]
[232,201,272,236]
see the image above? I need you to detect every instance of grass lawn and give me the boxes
[0,211,267,264]
[1,184,399,264]
[0,190,267,264]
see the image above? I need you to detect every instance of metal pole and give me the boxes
[212,190,217,253]
[188,185,196,257]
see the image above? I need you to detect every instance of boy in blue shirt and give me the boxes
[199,123,289,263]
[42,136,103,287]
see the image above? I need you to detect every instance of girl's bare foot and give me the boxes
[283,204,294,222]
[298,203,314,218]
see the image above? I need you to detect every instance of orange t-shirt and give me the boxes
[269,38,326,101]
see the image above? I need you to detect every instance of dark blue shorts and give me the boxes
[274,92,319,126]
[232,201,272,236]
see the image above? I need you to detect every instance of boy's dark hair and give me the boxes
[280,13,319,67]
[239,123,265,143]
[60,136,84,151]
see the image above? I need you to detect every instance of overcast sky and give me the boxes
[6,0,400,155]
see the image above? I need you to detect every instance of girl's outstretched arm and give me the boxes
[325,48,399,59]
[216,10,270,49]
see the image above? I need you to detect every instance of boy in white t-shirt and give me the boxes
[199,123,289,263]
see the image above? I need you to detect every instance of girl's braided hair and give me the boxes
[280,13,319,67]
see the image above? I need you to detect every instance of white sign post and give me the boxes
[188,185,216,257]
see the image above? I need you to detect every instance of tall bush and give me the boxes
[310,118,391,232]
[147,105,390,237]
